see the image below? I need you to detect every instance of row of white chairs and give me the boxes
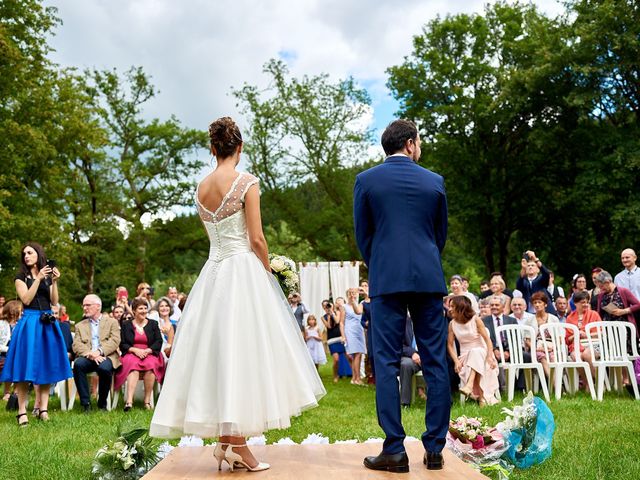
[496,321,640,402]
[56,372,159,411]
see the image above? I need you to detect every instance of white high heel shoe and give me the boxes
[224,444,270,472]
[213,443,228,471]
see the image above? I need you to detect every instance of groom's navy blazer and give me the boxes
[353,155,448,297]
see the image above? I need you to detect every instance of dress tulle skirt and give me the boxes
[149,252,326,439]
[0,309,72,384]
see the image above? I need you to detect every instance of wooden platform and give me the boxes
[143,441,488,479]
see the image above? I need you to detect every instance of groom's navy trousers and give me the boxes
[371,293,450,455]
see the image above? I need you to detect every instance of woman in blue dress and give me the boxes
[0,242,72,426]
[344,288,366,385]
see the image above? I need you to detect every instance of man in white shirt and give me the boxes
[510,297,535,327]
[167,286,182,324]
[614,248,640,300]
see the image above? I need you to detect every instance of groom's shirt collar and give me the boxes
[384,154,414,164]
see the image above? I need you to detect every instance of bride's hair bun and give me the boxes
[208,116,243,158]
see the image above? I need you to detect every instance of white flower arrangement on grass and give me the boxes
[92,427,161,480]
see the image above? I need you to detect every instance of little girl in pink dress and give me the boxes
[447,295,500,406]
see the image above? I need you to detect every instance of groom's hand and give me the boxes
[411,352,421,366]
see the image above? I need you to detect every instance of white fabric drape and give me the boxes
[299,262,331,331]
[329,261,361,301]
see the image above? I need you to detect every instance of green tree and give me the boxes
[85,67,209,280]
[387,1,581,276]
[234,59,375,261]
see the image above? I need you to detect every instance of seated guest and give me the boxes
[566,290,601,382]
[569,274,588,311]
[594,270,640,390]
[110,305,126,327]
[152,296,175,358]
[483,295,529,390]
[489,276,511,315]
[526,292,560,380]
[58,303,70,323]
[114,298,165,411]
[448,296,499,406]
[450,275,479,313]
[167,286,182,325]
[478,298,491,318]
[72,295,121,412]
[479,280,490,296]
[589,267,603,310]
[52,304,73,359]
[509,297,535,326]
[1,300,22,401]
[555,297,569,323]
[399,315,425,406]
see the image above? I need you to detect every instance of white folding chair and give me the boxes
[539,323,595,400]
[496,324,550,402]
[55,379,70,411]
[586,321,640,401]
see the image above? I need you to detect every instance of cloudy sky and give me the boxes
[46,0,564,142]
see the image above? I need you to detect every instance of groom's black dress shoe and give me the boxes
[423,451,444,470]
[363,451,409,473]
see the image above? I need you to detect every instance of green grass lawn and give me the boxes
[1,365,639,479]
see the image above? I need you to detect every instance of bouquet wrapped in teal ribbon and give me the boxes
[498,392,555,468]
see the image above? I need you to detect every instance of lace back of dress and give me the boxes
[196,173,259,223]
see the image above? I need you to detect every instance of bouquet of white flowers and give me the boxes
[92,426,161,480]
[497,392,555,468]
[269,254,299,296]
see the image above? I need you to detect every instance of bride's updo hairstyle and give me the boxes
[208,116,243,159]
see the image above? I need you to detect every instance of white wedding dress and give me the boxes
[150,172,325,438]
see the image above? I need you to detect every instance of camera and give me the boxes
[148,287,155,296]
[46,259,57,269]
[523,252,531,262]
[39,312,57,325]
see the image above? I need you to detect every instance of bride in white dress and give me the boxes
[150,117,325,472]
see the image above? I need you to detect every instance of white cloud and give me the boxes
[45,0,565,198]
[46,0,564,133]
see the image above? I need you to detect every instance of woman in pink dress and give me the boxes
[114,298,165,411]
[447,295,500,406]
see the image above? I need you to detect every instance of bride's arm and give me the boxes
[245,184,270,271]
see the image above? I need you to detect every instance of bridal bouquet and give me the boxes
[497,392,555,468]
[92,426,161,479]
[269,254,299,296]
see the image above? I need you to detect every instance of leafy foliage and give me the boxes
[234,59,376,260]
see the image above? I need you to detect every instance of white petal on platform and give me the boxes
[157,442,175,459]
[364,438,384,443]
[247,435,267,446]
[301,433,330,445]
[334,439,358,444]
[405,436,420,442]
[178,435,204,447]
[274,437,298,445]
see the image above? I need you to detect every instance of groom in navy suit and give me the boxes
[354,119,449,472]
